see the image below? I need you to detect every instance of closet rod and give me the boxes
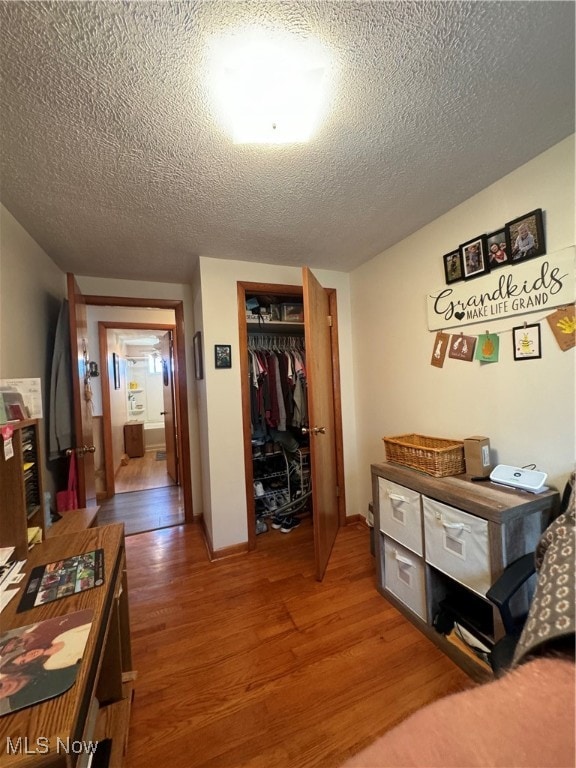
[247,334,304,351]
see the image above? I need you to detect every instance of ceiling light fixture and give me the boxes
[210,31,330,145]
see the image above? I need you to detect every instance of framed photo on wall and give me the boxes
[486,229,509,269]
[214,344,232,369]
[513,323,542,360]
[460,235,489,280]
[443,250,463,284]
[506,209,545,262]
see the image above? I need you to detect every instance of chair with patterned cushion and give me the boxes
[487,473,574,676]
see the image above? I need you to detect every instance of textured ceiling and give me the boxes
[0,1,574,284]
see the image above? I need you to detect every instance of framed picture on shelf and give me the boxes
[513,323,542,360]
[460,235,489,280]
[505,209,545,262]
[193,331,203,380]
[214,344,232,369]
[443,250,463,284]
[486,229,509,269]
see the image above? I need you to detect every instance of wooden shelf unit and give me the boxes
[371,462,559,681]
[0,418,45,559]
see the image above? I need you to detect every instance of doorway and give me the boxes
[82,294,193,535]
[98,322,179,497]
[237,276,346,580]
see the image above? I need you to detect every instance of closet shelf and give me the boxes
[247,321,303,332]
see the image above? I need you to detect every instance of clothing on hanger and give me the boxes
[247,334,307,435]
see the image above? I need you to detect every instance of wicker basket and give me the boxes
[382,433,465,477]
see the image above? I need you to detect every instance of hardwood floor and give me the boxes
[124,519,473,768]
[98,485,185,535]
[115,450,174,493]
[97,451,183,535]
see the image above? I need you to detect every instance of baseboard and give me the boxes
[199,513,249,561]
[210,541,250,561]
[199,513,365,560]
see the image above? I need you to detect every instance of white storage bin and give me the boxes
[383,536,427,620]
[423,496,491,597]
[378,477,423,555]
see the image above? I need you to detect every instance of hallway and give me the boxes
[114,449,174,494]
[98,484,185,536]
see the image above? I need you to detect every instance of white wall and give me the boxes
[196,258,357,552]
[0,207,66,379]
[0,205,67,497]
[350,136,576,519]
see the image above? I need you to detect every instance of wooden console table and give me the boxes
[0,523,134,767]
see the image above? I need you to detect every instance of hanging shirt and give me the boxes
[265,352,279,428]
[273,353,286,431]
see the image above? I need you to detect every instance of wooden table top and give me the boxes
[46,508,100,539]
[0,524,125,761]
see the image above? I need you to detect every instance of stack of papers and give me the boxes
[0,550,27,612]
[27,526,42,547]
[0,547,15,567]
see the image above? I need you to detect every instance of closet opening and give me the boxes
[240,285,313,548]
[238,276,346,574]
[249,324,312,537]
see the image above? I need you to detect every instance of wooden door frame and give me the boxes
[98,321,177,496]
[68,274,97,507]
[159,329,179,484]
[237,281,346,551]
[86,295,193,524]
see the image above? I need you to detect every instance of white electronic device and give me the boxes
[489,464,547,492]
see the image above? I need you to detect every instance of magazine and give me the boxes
[17,549,104,613]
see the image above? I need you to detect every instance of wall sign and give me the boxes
[427,246,575,331]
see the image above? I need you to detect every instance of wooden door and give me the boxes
[67,273,96,507]
[302,268,340,580]
[160,331,178,483]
